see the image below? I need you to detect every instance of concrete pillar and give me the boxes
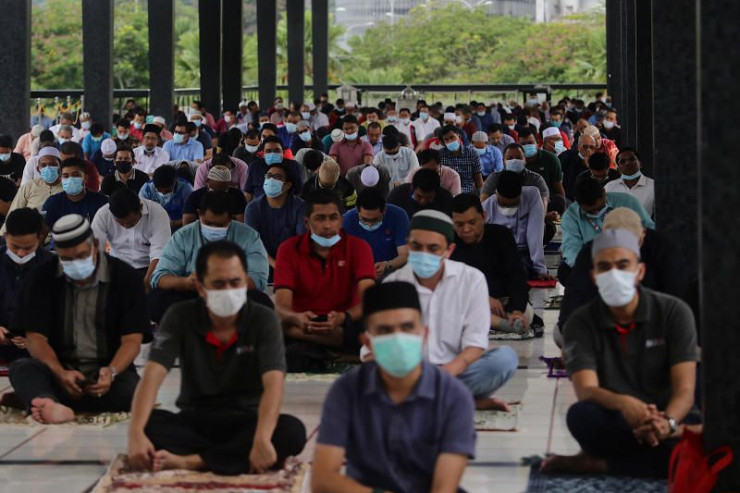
[312,0,330,100]
[287,0,306,107]
[82,0,114,128]
[222,0,244,112]
[148,0,175,119]
[199,0,222,117]
[0,0,31,139]
[257,0,277,109]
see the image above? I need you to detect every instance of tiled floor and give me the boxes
[0,309,580,493]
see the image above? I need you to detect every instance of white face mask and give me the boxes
[498,204,518,217]
[6,248,36,265]
[595,268,638,307]
[206,287,247,317]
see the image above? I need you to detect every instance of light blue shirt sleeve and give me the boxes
[150,229,190,288]
[82,134,92,156]
[560,203,585,267]
[491,145,504,172]
[607,192,655,229]
[191,140,205,161]
[238,225,269,291]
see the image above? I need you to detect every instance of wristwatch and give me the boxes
[666,416,678,434]
[108,366,118,382]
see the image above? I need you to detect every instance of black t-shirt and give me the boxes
[149,298,286,413]
[0,176,18,226]
[559,149,588,201]
[100,170,150,197]
[183,187,247,216]
[387,183,453,218]
[450,224,530,312]
[0,153,26,183]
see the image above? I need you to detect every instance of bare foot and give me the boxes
[540,452,608,474]
[475,397,512,412]
[153,450,205,472]
[30,398,74,424]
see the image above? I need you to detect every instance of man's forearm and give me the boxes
[313,474,374,493]
[578,386,626,411]
[665,387,695,423]
[109,338,142,374]
[157,274,190,291]
[128,362,168,436]
[254,373,284,443]
[446,347,484,377]
[27,335,65,376]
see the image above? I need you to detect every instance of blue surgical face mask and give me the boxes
[200,223,229,242]
[522,144,538,158]
[445,140,460,152]
[264,152,283,165]
[311,232,341,248]
[553,141,565,154]
[408,251,443,279]
[117,132,129,140]
[475,147,487,156]
[91,135,103,142]
[621,170,642,180]
[263,177,285,198]
[40,165,59,183]
[157,190,173,204]
[133,122,142,130]
[400,118,410,125]
[81,121,91,130]
[387,116,398,123]
[192,120,202,128]
[505,159,526,173]
[585,205,608,219]
[359,217,383,232]
[477,111,486,117]
[284,122,297,134]
[58,137,68,145]
[371,332,423,378]
[419,111,429,120]
[301,112,311,120]
[173,133,184,144]
[299,131,312,142]
[60,255,96,281]
[62,176,85,196]
[344,132,358,141]
[551,120,562,128]
[0,153,10,161]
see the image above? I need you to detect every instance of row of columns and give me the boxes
[608,0,740,487]
[0,0,329,138]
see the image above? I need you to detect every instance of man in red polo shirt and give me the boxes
[274,190,376,353]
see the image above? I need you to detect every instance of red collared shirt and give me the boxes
[205,330,240,362]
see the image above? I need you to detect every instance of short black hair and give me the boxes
[417,149,440,166]
[303,150,324,172]
[503,114,516,121]
[153,164,177,187]
[382,134,399,149]
[356,187,386,212]
[0,135,12,148]
[185,122,197,133]
[199,189,234,216]
[61,157,87,174]
[195,240,248,282]
[452,193,483,215]
[59,141,83,158]
[211,153,234,168]
[342,115,358,126]
[440,124,459,138]
[616,146,640,162]
[117,119,131,128]
[109,188,141,219]
[260,123,278,135]
[245,128,259,140]
[382,125,399,137]
[5,208,43,236]
[39,130,55,143]
[496,170,523,199]
[517,127,536,140]
[114,145,134,160]
[262,135,283,149]
[90,123,104,136]
[487,124,504,134]
[411,168,441,192]
[304,189,343,217]
[503,143,525,156]
[574,176,604,206]
[367,122,382,131]
[588,152,610,171]
[174,120,188,130]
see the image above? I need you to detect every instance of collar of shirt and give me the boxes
[596,285,651,329]
[205,330,240,361]
[363,361,436,402]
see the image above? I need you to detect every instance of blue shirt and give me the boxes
[81,132,111,158]
[42,191,109,229]
[318,361,476,493]
[342,204,409,263]
[476,145,503,177]
[243,158,304,199]
[561,191,656,267]
[139,178,193,221]
[244,193,306,258]
[163,138,204,162]
[277,127,295,149]
[90,150,115,177]
[151,220,268,291]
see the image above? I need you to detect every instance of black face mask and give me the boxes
[115,161,133,174]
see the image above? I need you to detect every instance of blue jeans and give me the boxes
[458,346,518,399]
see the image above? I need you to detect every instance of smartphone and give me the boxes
[310,315,329,323]
[76,373,99,387]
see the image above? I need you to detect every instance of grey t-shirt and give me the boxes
[149,297,286,413]
[482,168,549,200]
[345,164,392,198]
[563,287,699,409]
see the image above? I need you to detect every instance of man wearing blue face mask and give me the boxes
[313,281,475,493]
[9,214,149,424]
[290,120,324,155]
[163,122,204,164]
[149,191,268,323]
[439,125,484,194]
[560,176,654,279]
[138,165,193,231]
[518,127,565,221]
[384,210,519,411]
[343,188,410,281]
[243,136,304,202]
[42,158,108,234]
[471,130,503,179]
[278,111,302,149]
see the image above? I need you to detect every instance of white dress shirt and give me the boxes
[50,124,83,143]
[310,112,330,131]
[604,174,655,216]
[384,259,490,365]
[91,199,172,270]
[134,146,170,175]
[373,146,420,184]
[411,117,441,143]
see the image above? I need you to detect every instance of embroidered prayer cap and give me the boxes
[472,131,488,143]
[101,138,117,156]
[409,209,454,244]
[38,146,61,160]
[207,165,232,183]
[603,208,643,239]
[592,228,641,260]
[52,214,93,249]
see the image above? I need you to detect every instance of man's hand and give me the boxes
[509,311,529,329]
[306,311,346,333]
[489,298,506,317]
[546,211,560,222]
[55,369,85,399]
[374,262,389,278]
[0,327,25,349]
[179,273,198,291]
[249,437,277,473]
[85,367,113,397]
[441,359,467,377]
[617,395,652,428]
[128,431,156,471]
[294,311,318,331]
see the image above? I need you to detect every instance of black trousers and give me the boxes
[9,358,139,413]
[567,401,677,478]
[145,409,306,475]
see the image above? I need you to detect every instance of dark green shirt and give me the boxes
[526,150,563,194]
[149,298,286,413]
[563,287,698,409]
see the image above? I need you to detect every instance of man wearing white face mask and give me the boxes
[0,209,53,360]
[149,191,268,323]
[384,210,519,411]
[9,214,149,424]
[128,240,305,474]
[542,229,698,477]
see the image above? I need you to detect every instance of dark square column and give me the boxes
[619,0,636,149]
[287,0,305,107]
[257,0,277,110]
[633,0,654,172]
[698,0,740,488]
[0,0,31,139]
[312,0,329,100]
[82,0,114,128]
[606,0,623,114]
[222,0,243,112]
[148,0,175,119]
[199,0,223,118]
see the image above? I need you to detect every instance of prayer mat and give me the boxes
[91,455,307,493]
[0,405,131,428]
[489,328,536,341]
[539,356,569,379]
[528,279,558,289]
[475,405,520,431]
[526,463,666,493]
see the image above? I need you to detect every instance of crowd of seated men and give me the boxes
[0,93,695,489]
